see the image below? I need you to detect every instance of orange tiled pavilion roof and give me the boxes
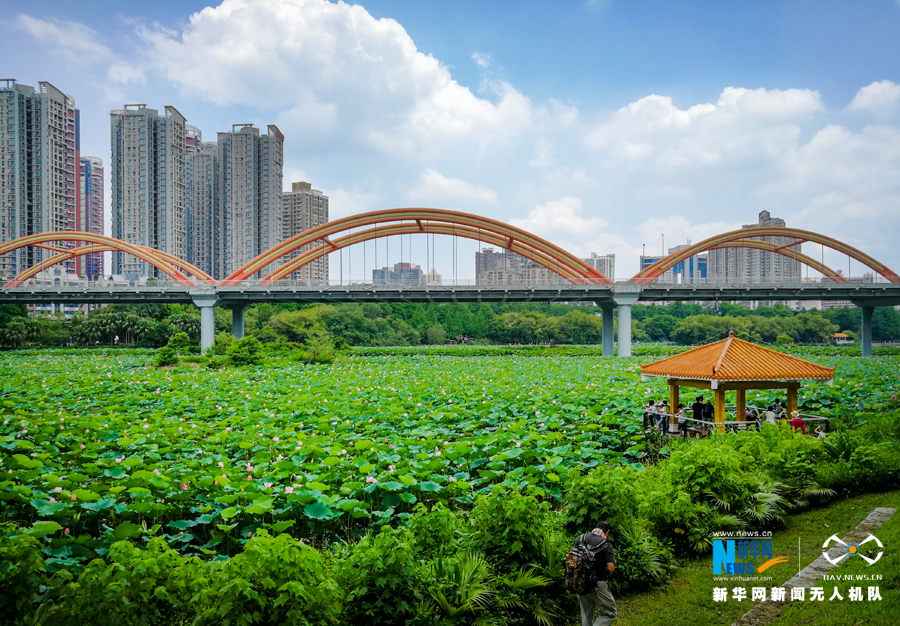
[640,332,836,382]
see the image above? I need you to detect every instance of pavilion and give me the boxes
[640,332,836,432]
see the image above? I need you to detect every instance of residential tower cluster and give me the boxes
[0,80,329,284]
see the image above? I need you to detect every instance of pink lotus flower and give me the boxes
[214,480,218,485]
[53,487,62,493]
[272,436,279,442]
[64,528,69,535]
[365,476,377,484]
[284,486,294,494]
[247,474,253,480]
[49,497,56,503]
[71,493,77,500]
[79,444,85,449]
[218,461,224,468]
[180,483,188,490]
[264,482,273,488]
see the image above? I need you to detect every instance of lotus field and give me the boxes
[1,349,898,572]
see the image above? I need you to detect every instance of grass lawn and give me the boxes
[603,490,900,626]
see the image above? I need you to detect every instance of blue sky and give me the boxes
[3,0,900,279]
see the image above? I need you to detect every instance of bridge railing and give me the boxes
[2,275,897,291]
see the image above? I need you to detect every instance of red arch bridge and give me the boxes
[1,208,898,357]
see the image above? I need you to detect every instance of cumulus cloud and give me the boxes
[130,0,536,153]
[847,80,900,116]
[510,197,607,235]
[406,169,498,204]
[585,87,824,167]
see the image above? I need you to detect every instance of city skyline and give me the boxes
[2,0,899,279]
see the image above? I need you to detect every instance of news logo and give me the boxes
[713,539,789,575]
[822,534,884,566]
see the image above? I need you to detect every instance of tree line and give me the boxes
[1,299,898,349]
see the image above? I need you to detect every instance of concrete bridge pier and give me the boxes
[231,304,250,339]
[860,305,874,357]
[191,295,219,353]
[612,286,641,358]
[600,305,615,357]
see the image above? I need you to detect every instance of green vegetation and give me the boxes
[2,299,899,351]
[1,348,899,624]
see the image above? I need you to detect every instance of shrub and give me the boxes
[608,522,674,595]
[775,333,794,345]
[817,440,900,495]
[210,331,234,355]
[227,336,262,366]
[334,526,421,625]
[166,332,192,354]
[406,502,463,558]
[196,530,341,626]
[50,538,203,626]
[206,356,228,370]
[0,528,46,625]
[469,486,551,572]
[563,465,639,533]
[154,345,178,367]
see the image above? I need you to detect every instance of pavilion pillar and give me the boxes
[786,382,799,419]
[714,385,726,433]
[669,381,680,434]
[736,388,746,423]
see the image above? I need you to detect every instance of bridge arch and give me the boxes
[631,227,900,284]
[9,244,214,285]
[226,208,611,284]
[0,233,199,286]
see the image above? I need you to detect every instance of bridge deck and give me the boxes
[2,281,899,306]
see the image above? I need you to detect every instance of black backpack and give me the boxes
[564,533,607,595]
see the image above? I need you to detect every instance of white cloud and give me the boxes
[131,0,536,154]
[406,169,498,204]
[328,187,380,219]
[15,15,114,65]
[635,216,743,252]
[472,51,492,69]
[585,87,824,168]
[847,80,900,116]
[510,197,607,236]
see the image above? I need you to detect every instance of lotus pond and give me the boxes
[1,348,898,571]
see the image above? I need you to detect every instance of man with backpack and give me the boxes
[565,521,616,626]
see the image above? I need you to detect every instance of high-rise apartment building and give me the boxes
[78,156,104,279]
[0,80,79,281]
[475,248,529,285]
[282,181,329,283]
[110,104,188,278]
[186,140,221,278]
[582,253,616,280]
[373,262,424,286]
[707,211,801,283]
[218,124,284,277]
